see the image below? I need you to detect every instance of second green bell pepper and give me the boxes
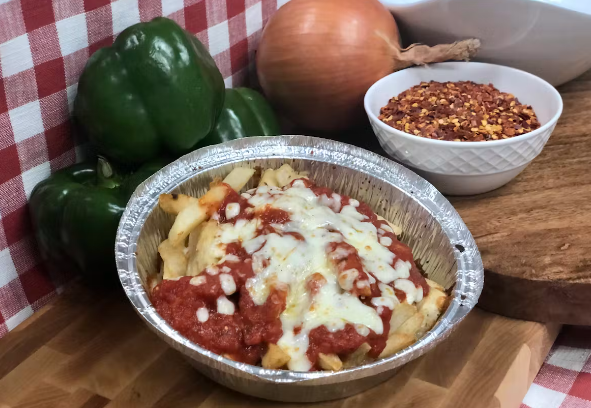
[29,158,165,284]
[74,17,225,164]
[197,87,281,147]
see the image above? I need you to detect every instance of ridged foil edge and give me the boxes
[115,135,483,386]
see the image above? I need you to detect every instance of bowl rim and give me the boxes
[364,61,564,148]
[115,135,484,385]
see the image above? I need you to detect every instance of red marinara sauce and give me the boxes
[217,189,253,224]
[152,178,430,369]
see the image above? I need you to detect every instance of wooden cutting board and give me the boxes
[336,69,591,325]
[0,284,559,408]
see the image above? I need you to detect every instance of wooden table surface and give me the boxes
[340,70,591,325]
[0,284,560,408]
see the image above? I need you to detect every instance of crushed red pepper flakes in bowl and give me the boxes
[378,81,541,142]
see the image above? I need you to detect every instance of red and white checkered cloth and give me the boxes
[522,326,591,408]
[0,0,286,337]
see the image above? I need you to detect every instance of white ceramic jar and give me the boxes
[364,62,563,195]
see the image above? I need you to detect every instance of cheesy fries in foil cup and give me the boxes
[115,135,483,402]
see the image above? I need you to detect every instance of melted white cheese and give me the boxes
[190,276,206,286]
[205,266,219,275]
[339,269,359,291]
[219,273,236,295]
[394,279,419,305]
[381,224,393,233]
[355,324,370,337]
[380,236,393,247]
[206,181,420,371]
[217,296,235,315]
[196,307,209,322]
[225,203,240,219]
[223,254,240,263]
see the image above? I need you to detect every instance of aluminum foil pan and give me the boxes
[115,135,484,402]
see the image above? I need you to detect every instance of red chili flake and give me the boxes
[378,81,541,142]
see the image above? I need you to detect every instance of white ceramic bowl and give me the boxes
[364,62,563,195]
[380,0,591,86]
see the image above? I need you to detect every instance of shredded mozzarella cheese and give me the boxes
[219,273,236,295]
[205,182,421,370]
[190,276,206,286]
[217,296,235,315]
[225,203,241,219]
[196,307,209,322]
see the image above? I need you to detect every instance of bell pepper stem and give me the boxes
[97,156,122,189]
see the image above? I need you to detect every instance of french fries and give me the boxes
[416,280,449,338]
[163,168,256,246]
[376,215,403,237]
[158,239,188,280]
[343,343,372,369]
[187,220,221,276]
[425,278,445,292]
[318,353,343,371]
[262,344,291,369]
[167,201,210,247]
[378,333,416,358]
[222,167,255,191]
[396,311,425,337]
[259,164,307,188]
[154,164,451,371]
[259,168,279,187]
[276,164,305,187]
[389,303,418,334]
[159,193,198,215]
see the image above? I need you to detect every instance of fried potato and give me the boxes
[262,344,291,369]
[389,303,417,334]
[274,164,303,187]
[378,333,416,358]
[163,168,255,246]
[223,167,256,191]
[395,312,424,337]
[425,278,446,292]
[416,285,449,338]
[187,220,222,276]
[259,168,278,187]
[167,184,229,246]
[168,203,208,247]
[159,193,198,215]
[342,343,372,369]
[158,239,188,280]
[376,215,403,237]
[318,353,343,371]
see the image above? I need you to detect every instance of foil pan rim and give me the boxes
[115,135,484,385]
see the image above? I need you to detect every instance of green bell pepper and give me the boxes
[197,87,281,147]
[74,17,225,164]
[29,158,165,284]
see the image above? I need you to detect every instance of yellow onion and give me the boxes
[257,0,479,131]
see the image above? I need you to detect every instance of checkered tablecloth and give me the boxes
[0,0,285,336]
[522,326,591,408]
[0,0,590,407]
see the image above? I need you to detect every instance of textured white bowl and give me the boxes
[364,62,563,195]
[380,0,591,86]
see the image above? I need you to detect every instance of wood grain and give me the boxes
[0,284,560,408]
[448,71,591,324]
[335,70,591,325]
